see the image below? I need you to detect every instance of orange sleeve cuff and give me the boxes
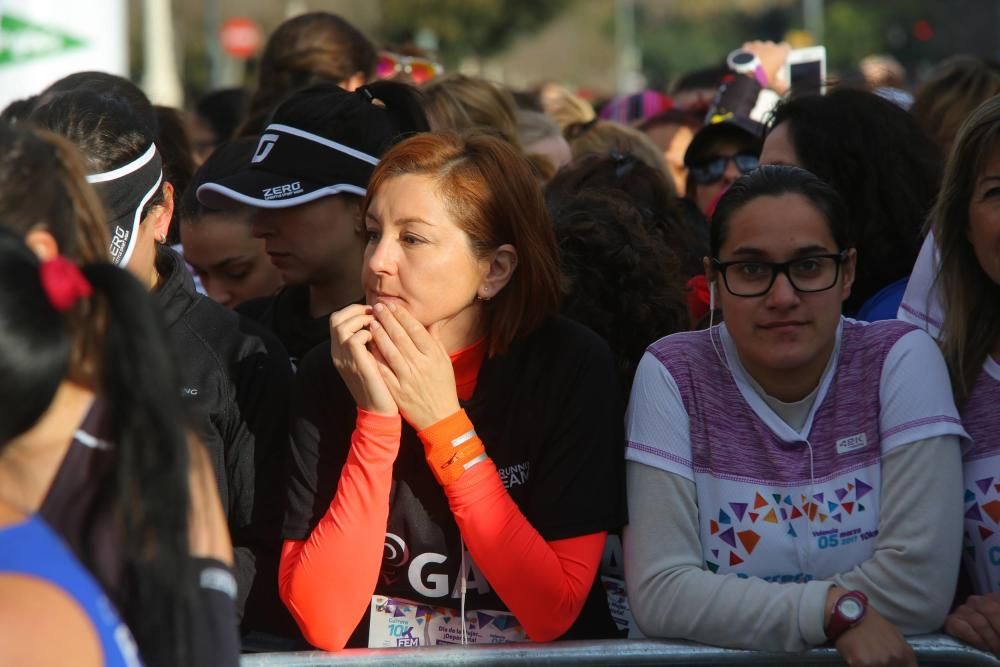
[417,409,487,486]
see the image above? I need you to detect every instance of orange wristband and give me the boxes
[417,409,488,486]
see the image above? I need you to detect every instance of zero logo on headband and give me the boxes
[252,133,280,164]
[263,182,304,200]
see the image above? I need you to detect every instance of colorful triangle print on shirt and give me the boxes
[719,527,737,548]
[710,519,719,535]
[737,530,761,555]
[477,612,495,629]
[979,526,995,541]
[729,502,748,522]
[729,551,744,566]
[754,492,769,510]
[763,508,779,524]
[749,512,759,523]
[966,504,984,522]
[978,477,995,495]
[842,502,855,515]
[835,488,849,501]
[983,500,1000,524]
[790,506,803,520]
[854,479,873,499]
[787,524,797,537]
[966,489,976,503]
[719,509,732,525]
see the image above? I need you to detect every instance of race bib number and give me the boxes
[368,596,528,648]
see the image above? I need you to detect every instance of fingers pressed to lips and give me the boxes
[373,303,421,356]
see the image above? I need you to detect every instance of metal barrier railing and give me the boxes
[241,635,1000,666]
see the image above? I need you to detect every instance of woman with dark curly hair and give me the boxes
[546,152,707,281]
[761,89,942,317]
[547,166,690,397]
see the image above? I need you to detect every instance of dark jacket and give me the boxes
[155,247,296,636]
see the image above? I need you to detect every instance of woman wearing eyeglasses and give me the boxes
[624,165,964,666]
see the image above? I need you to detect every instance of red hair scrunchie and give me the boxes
[40,256,93,312]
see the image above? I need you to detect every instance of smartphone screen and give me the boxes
[791,60,823,95]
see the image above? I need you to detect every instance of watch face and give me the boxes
[839,597,864,621]
[731,52,755,66]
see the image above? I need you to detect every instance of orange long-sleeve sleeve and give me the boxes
[278,409,401,651]
[419,410,607,642]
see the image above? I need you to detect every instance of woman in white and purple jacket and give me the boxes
[624,165,965,667]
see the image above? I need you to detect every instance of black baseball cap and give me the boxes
[197,122,379,209]
[684,113,763,167]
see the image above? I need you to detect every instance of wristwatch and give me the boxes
[826,590,868,641]
[727,48,769,88]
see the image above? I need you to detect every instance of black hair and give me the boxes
[28,89,166,217]
[549,189,689,398]
[40,71,156,135]
[153,106,195,244]
[271,81,429,160]
[671,63,728,94]
[0,227,190,667]
[546,152,708,279]
[193,88,249,143]
[710,164,852,258]
[0,95,40,124]
[178,136,259,221]
[767,89,942,313]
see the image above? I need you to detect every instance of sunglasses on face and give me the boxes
[689,153,759,185]
[376,52,443,85]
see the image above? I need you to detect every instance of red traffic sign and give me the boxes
[220,17,261,60]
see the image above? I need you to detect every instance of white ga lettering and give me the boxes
[262,181,303,200]
[252,133,279,163]
[408,552,448,597]
[406,549,491,598]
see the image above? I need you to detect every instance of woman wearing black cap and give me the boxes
[27,90,297,641]
[198,82,429,365]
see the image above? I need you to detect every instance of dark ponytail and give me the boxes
[0,232,69,444]
[0,227,191,667]
[80,261,192,667]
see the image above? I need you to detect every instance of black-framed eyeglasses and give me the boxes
[711,251,849,297]
[689,153,759,185]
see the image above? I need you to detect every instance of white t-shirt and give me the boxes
[961,356,1000,594]
[626,318,966,582]
[897,232,944,339]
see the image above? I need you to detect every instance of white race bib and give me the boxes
[368,595,528,648]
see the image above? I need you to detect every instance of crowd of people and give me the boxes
[0,9,998,667]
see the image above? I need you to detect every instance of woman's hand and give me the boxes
[742,40,790,95]
[834,606,916,667]
[329,304,397,416]
[368,302,460,431]
[945,593,1000,655]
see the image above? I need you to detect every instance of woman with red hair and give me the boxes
[278,131,623,650]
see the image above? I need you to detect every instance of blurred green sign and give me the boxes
[0,13,86,67]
